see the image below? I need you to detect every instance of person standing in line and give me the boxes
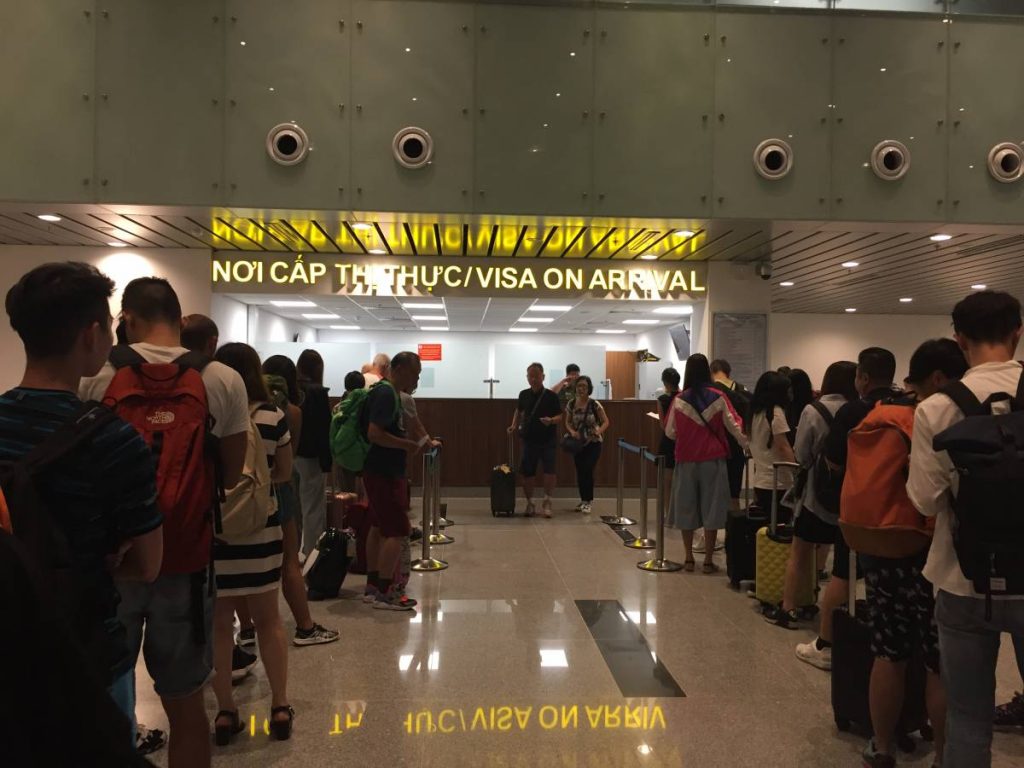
[785,368,815,444]
[908,292,1024,766]
[711,358,750,396]
[508,363,564,518]
[657,367,681,490]
[552,363,581,408]
[747,371,797,524]
[708,358,752,554]
[361,353,390,387]
[564,375,610,515]
[208,343,294,744]
[294,349,333,556]
[180,314,219,358]
[666,354,748,572]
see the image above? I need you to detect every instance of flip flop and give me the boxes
[683,559,696,572]
[702,562,720,574]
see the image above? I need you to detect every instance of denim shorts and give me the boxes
[117,570,215,699]
[275,480,299,526]
[520,439,557,477]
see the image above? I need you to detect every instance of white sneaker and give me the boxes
[692,532,706,554]
[795,639,832,671]
[573,502,586,513]
[581,502,592,515]
[541,498,553,518]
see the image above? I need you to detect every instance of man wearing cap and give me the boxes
[859,338,967,768]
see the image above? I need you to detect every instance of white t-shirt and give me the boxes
[908,360,1024,599]
[80,343,250,439]
[750,406,792,490]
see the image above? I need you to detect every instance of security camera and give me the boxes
[756,261,773,281]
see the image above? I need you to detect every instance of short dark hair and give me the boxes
[820,361,858,400]
[574,375,594,396]
[263,355,301,404]
[662,366,681,389]
[121,277,181,324]
[905,338,969,385]
[952,290,1022,344]
[344,370,366,391]
[5,262,114,358]
[181,314,219,354]
[857,347,896,385]
[296,349,324,384]
[214,342,269,403]
[566,363,580,375]
[528,362,544,374]
[391,351,421,371]
[710,359,731,377]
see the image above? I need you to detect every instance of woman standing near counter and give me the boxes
[564,375,610,515]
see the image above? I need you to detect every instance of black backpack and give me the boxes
[933,373,1024,616]
[792,401,836,505]
[0,402,121,683]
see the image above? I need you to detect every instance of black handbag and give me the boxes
[561,434,586,455]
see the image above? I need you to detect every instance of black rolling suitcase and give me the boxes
[726,460,765,588]
[491,434,517,517]
[830,549,933,750]
[303,527,354,600]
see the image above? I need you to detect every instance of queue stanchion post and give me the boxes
[411,447,448,572]
[434,437,454,528]
[602,438,637,527]
[638,454,683,572]
[624,446,655,549]
[428,444,454,545]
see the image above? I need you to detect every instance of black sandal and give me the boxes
[683,559,696,572]
[270,705,295,741]
[214,709,244,746]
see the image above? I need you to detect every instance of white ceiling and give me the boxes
[228,293,695,334]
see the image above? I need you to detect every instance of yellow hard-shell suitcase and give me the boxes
[755,462,817,607]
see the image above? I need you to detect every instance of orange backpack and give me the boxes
[839,396,934,558]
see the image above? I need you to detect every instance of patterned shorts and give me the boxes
[863,556,940,673]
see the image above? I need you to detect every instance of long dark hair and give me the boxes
[751,371,792,448]
[681,353,718,412]
[215,343,269,403]
[262,354,301,404]
[296,348,324,385]
[820,361,858,401]
[785,369,814,430]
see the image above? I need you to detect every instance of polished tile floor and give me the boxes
[137,497,1024,767]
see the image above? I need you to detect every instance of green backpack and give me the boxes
[330,381,400,472]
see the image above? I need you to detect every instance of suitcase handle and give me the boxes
[848,545,857,614]
[770,461,801,535]
[508,431,515,467]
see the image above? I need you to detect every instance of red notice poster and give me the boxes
[418,343,442,362]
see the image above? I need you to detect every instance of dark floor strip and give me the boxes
[575,599,685,698]
[612,528,636,543]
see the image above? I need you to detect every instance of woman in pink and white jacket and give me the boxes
[665,354,749,572]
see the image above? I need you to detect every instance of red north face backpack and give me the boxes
[102,346,219,575]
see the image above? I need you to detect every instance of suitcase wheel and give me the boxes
[834,716,851,733]
[897,734,916,754]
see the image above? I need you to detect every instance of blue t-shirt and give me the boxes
[0,388,162,679]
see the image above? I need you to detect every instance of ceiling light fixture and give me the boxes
[402,302,444,309]
[420,326,449,331]
[526,305,572,313]
[845,308,857,313]
[510,327,538,333]
[596,329,627,334]
[37,214,61,223]
[518,317,554,323]
[779,281,795,287]
[899,298,913,303]
[652,306,694,315]
[971,284,987,291]
[368,248,387,255]
[675,229,695,238]
[270,300,316,308]
[411,315,446,321]
[329,325,360,330]
[841,261,859,268]
[302,313,339,319]
[352,222,374,231]
[930,234,953,242]
[623,319,660,325]
[107,242,128,248]
[640,254,658,260]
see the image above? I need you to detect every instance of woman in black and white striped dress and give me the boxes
[210,343,295,743]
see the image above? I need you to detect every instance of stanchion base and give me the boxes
[601,516,637,527]
[438,517,454,528]
[637,558,684,572]
[624,537,656,550]
[411,558,449,572]
[428,533,455,545]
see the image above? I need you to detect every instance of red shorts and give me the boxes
[363,473,411,539]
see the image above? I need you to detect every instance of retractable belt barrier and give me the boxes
[602,439,641,527]
[623,446,656,551]
[411,445,450,573]
[637,451,683,573]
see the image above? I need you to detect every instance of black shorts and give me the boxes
[793,509,862,581]
[863,555,940,673]
[726,455,745,500]
[520,439,557,477]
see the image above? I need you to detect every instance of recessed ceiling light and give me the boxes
[368,248,387,255]
[623,319,660,325]
[270,300,316,307]
[411,315,446,321]
[37,214,61,223]
[845,308,857,313]
[329,325,360,330]
[640,254,658,260]
[402,302,445,309]
[675,229,695,238]
[652,306,694,315]
[930,234,953,242]
[899,297,913,303]
[352,222,374,231]
[596,329,627,334]
[420,326,448,332]
[779,281,795,287]
[302,313,339,319]
[107,242,128,248]
[518,317,554,323]
[510,327,538,333]
[971,284,987,291]
[527,305,572,313]
[841,261,859,268]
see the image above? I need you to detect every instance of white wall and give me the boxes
[210,294,248,344]
[769,313,953,387]
[0,246,211,391]
[250,306,316,345]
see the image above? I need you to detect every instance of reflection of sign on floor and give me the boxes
[403,703,667,735]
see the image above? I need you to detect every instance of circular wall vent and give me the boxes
[870,140,910,181]
[987,142,1024,184]
[266,123,310,166]
[753,139,793,180]
[392,126,433,169]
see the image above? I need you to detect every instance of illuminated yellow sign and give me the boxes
[211,255,706,301]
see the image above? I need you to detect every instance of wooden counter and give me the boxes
[407,399,666,488]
